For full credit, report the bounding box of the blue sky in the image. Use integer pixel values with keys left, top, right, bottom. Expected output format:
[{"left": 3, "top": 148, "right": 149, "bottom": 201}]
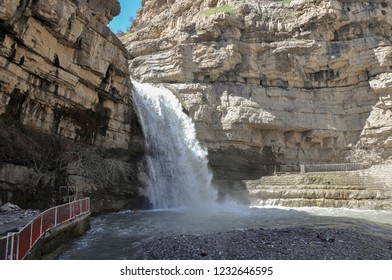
[{"left": 108, "top": 0, "right": 141, "bottom": 33}]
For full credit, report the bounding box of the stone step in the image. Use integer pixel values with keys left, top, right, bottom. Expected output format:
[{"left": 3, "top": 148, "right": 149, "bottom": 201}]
[
  {"left": 248, "top": 188, "right": 392, "bottom": 200},
  {"left": 216, "top": 172, "right": 391, "bottom": 210},
  {"left": 251, "top": 184, "right": 368, "bottom": 190},
  {"left": 222, "top": 186, "right": 392, "bottom": 209},
  {"left": 250, "top": 197, "right": 392, "bottom": 210},
  {"left": 256, "top": 173, "right": 383, "bottom": 188}
]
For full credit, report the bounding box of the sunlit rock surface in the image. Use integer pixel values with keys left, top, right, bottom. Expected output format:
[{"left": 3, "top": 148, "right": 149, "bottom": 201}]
[
  {"left": 0, "top": 0, "right": 134, "bottom": 149},
  {"left": 0, "top": 0, "right": 145, "bottom": 212},
  {"left": 125, "top": 0, "right": 392, "bottom": 180}
]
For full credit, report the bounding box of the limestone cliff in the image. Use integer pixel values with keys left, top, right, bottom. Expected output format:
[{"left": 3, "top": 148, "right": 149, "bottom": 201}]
[
  {"left": 0, "top": 0, "right": 145, "bottom": 212},
  {"left": 1, "top": 0, "right": 132, "bottom": 147},
  {"left": 125, "top": 0, "right": 392, "bottom": 180}
]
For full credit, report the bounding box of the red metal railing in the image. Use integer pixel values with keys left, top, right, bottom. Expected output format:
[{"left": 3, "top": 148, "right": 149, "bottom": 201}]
[{"left": 0, "top": 197, "right": 90, "bottom": 260}]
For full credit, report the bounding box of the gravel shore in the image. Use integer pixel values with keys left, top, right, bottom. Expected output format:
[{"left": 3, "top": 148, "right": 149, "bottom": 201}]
[
  {"left": 0, "top": 209, "right": 40, "bottom": 236},
  {"left": 141, "top": 227, "right": 392, "bottom": 260}
]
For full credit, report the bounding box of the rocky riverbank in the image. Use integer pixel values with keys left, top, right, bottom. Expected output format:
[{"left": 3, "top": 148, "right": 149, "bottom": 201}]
[
  {"left": 0, "top": 209, "right": 39, "bottom": 226},
  {"left": 0, "top": 203, "right": 40, "bottom": 235},
  {"left": 141, "top": 227, "right": 392, "bottom": 260}
]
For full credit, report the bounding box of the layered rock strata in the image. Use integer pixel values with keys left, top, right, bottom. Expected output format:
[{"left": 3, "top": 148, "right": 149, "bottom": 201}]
[
  {"left": 0, "top": 0, "right": 145, "bottom": 212},
  {"left": 0, "top": 0, "right": 133, "bottom": 148},
  {"left": 216, "top": 171, "right": 392, "bottom": 210},
  {"left": 125, "top": 0, "right": 392, "bottom": 180}
]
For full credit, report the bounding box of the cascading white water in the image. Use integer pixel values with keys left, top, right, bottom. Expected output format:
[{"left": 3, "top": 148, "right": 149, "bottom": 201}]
[{"left": 131, "top": 81, "right": 218, "bottom": 209}]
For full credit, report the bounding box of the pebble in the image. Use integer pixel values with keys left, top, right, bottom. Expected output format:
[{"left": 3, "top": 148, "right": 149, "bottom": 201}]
[
  {"left": 0, "top": 209, "right": 40, "bottom": 225},
  {"left": 141, "top": 227, "right": 392, "bottom": 260}
]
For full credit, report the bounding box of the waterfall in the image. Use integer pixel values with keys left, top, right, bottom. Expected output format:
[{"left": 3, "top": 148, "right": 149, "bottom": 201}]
[{"left": 131, "top": 81, "right": 217, "bottom": 209}]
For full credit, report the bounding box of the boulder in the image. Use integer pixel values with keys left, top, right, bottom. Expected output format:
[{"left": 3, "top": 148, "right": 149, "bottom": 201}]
[{"left": 0, "top": 202, "right": 21, "bottom": 212}]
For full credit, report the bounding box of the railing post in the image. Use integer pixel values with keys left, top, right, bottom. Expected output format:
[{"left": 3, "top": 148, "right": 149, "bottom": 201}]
[
  {"left": 40, "top": 215, "right": 43, "bottom": 235},
  {"left": 11, "top": 234, "right": 20, "bottom": 260},
  {"left": 55, "top": 207, "right": 58, "bottom": 226},
  {"left": 30, "top": 224, "right": 33, "bottom": 248},
  {"left": 5, "top": 235, "right": 10, "bottom": 260},
  {"left": 16, "top": 234, "right": 20, "bottom": 260},
  {"left": 10, "top": 235, "right": 14, "bottom": 260}
]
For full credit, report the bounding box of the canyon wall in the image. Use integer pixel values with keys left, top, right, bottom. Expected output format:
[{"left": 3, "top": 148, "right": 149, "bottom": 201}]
[
  {"left": 0, "top": 0, "right": 133, "bottom": 147},
  {"left": 2, "top": 0, "right": 390, "bottom": 211},
  {"left": 125, "top": 0, "right": 392, "bottom": 180},
  {"left": 0, "top": 0, "right": 145, "bottom": 212}
]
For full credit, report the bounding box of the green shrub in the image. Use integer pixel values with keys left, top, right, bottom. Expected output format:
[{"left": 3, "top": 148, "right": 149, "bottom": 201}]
[{"left": 202, "top": 5, "right": 238, "bottom": 17}]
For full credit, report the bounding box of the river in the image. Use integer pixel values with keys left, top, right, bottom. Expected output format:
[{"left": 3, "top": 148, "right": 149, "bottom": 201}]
[{"left": 58, "top": 205, "right": 392, "bottom": 260}]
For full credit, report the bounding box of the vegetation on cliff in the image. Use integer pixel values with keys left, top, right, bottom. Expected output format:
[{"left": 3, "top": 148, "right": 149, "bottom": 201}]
[{"left": 202, "top": 5, "right": 238, "bottom": 17}]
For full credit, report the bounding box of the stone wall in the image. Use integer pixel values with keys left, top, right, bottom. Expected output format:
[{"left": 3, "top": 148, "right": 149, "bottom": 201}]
[{"left": 125, "top": 0, "right": 392, "bottom": 180}]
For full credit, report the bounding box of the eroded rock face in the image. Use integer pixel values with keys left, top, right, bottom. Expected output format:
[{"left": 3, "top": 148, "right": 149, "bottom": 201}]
[
  {"left": 0, "top": 0, "right": 133, "bottom": 148},
  {"left": 125, "top": 0, "right": 392, "bottom": 179},
  {"left": 0, "top": 0, "right": 146, "bottom": 212}
]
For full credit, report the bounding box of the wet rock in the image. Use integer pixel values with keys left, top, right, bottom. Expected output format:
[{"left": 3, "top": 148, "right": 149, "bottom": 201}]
[
  {"left": 316, "top": 232, "right": 335, "bottom": 243},
  {"left": 0, "top": 203, "right": 21, "bottom": 212}
]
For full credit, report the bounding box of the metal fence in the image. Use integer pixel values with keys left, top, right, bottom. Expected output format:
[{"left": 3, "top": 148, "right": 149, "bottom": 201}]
[
  {"left": 276, "top": 163, "right": 365, "bottom": 174},
  {"left": 278, "top": 165, "right": 301, "bottom": 173},
  {"left": 302, "top": 163, "right": 365, "bottom": 173},
  {"left": 0, "top": 197, "right": 90, "bottom": 260}
]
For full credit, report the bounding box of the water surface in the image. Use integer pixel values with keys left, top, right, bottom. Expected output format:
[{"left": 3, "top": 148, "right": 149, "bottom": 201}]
[{"left": 59, "top": 206, "right": 392, "bottom": 260}]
